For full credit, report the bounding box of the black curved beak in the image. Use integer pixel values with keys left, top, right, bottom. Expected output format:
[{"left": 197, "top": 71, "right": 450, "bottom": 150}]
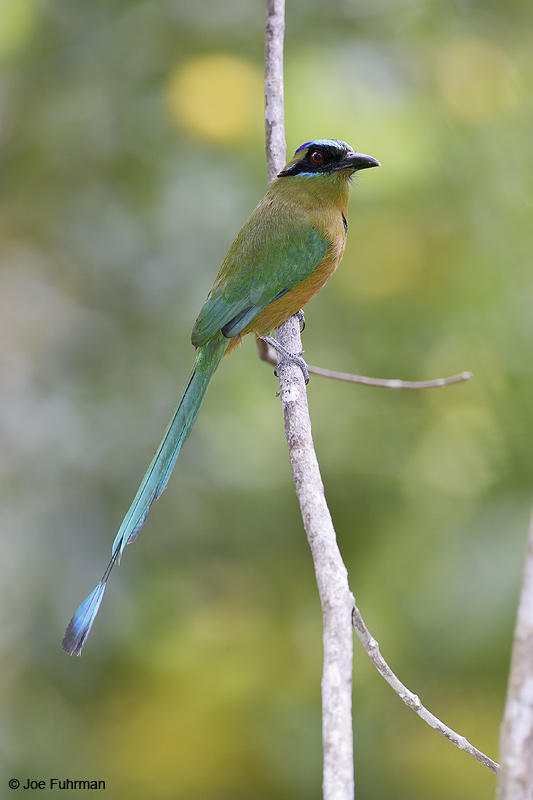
[{"left": 336, "top": 152, "right": 381, "bottom": 172}]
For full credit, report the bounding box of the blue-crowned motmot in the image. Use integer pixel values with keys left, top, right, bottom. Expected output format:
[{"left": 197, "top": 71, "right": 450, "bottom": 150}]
[{"left": 62, "top": 139, "right": 380, "bottom": 655}]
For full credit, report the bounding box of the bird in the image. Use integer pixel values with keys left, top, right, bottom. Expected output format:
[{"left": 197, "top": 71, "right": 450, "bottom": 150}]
[{"left": 61, "top": 139, "right": 380, "bottom": 655}]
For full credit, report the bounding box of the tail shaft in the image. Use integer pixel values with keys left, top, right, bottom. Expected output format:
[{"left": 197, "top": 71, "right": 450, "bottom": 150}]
[{"left": 61, "top": 333, "right": 228, "bottom": 655}]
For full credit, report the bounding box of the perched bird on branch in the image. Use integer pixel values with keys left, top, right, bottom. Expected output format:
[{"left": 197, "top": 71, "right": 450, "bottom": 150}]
[{"left": 62, "top": 139, "right": 380, "bottom": 655}]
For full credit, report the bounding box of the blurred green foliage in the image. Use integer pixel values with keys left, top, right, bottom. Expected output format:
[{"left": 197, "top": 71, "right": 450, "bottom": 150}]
[{"left": 1, "top": 0, "right": 532, "bottom": 797}]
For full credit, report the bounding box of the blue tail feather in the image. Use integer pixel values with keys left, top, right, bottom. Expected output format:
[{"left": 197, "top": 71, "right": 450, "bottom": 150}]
[
  {"left": 61, "top": 575, "right": 109, "bottom": 656},
  {"left": 62, "top": 334, "right": 228, "bottom": 655}
]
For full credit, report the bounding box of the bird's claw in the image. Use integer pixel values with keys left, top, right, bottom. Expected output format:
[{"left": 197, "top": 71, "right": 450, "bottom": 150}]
[
  {"left": 260, "top": 335, "right": 309, "bottom": 385},
  {"left": 274, "top": 353, "right": 309, "bottom": 385},
  {"left": 296, "top": 309, "right": 306, "bottom": 332}
]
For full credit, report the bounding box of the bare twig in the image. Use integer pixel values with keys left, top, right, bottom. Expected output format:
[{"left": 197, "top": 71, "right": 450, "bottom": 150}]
[
  {"left": 497, "top": 507, "right": 533, "bottom": 799},
  {"left": 256, "top": 340, "right": 472, "bottom": 389},
  {"left": 304, "top": 365, "right": 473, "bottom": 390},
  {"left": 352, "top": 600, "right": 500, "bottom": 774},
  {"left": 259, "top": 316, "right": 494, "bottom": 780}
]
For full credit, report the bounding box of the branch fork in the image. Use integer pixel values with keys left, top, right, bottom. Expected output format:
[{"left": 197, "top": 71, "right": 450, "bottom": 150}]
[{"left": 264, "top": 1, "right": 503, "bottom": 796}]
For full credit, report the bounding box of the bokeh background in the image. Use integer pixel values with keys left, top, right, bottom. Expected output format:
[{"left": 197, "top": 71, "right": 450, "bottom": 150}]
[{"left": 1, "top": 0, "right": 532, "bottom": 798}]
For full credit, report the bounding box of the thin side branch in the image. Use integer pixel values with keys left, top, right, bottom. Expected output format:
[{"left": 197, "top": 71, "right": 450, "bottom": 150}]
[
  {"left": 352, "top": 600, "right": 500, "bottom": 774},
  {"left": 256, "top": 339, "right": 472, "bottom": 390},
  {"left": 306, "top": 365, "right": 473, "bottom": 390},
  {"left": 497, "top": 507, "right": 533, "bottom": 799}
]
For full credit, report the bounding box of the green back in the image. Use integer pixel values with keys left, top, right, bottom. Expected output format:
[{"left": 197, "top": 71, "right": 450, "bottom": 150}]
[{"left": 191, "top": 199, "right": 328, "bottom": 346}]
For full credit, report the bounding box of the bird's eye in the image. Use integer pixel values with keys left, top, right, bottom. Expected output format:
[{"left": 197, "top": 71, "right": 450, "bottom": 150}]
[{"left": 311, "top": 151, "right": 323, "bottom": 164}]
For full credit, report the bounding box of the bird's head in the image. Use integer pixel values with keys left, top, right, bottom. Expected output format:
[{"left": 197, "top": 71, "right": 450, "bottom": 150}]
[{"left": 279, "top": 139, "right": 380, "bottom": 181}]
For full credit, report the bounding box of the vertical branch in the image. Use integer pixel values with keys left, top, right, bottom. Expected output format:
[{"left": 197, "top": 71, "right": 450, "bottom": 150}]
[
  {"left": 265, "top": 8, "right": 355, "bottom": 797},
  {"left": 265, "top": 0, "right": 287, "bottom": 183},
  {"left": 498, "top": 509, "right": 533, "bottom": 799}
]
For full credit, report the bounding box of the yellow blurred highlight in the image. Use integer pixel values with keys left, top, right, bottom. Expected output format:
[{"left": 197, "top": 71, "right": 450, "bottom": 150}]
[
  {"left": 0, "top": 0, "right": 37, "bottom": 59},
  {"left": 436, "top": 37, "right": 518, "bottom": 121},
  {"left": 166, "top": 53, "right": 264, "bottom": 144},
  {"left": 338, "top": 211, "right": 424, "bottom": 299}
]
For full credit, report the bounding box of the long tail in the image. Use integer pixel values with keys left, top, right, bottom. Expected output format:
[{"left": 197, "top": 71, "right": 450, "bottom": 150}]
[{"left": 62, "top": 332, "right": 228, "bottom": 655}]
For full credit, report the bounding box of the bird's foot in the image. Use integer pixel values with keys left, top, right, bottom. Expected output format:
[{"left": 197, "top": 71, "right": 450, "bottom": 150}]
[
  {"left": 296, "top": 309, "right": 306, "bottom": 332},
  {"left": 260, "top": 335, "right": 309, "bottom": 385}
]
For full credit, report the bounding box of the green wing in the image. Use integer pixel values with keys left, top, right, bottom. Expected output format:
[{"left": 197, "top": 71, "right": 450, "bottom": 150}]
[{"left": 191, "top": 203, "right": 328, "bottom": 347}]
